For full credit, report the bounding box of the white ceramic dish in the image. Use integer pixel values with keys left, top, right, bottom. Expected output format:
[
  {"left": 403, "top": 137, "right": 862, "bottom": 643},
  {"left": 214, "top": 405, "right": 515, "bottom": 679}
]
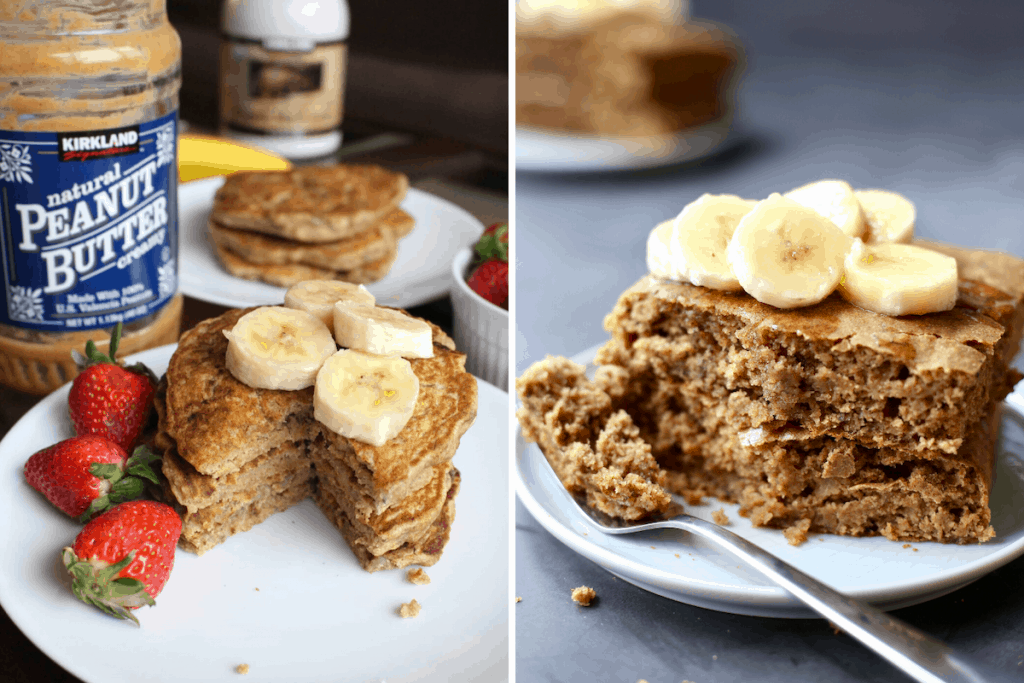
[
  {"left": 515, "top": 344, "right": 1024, "bottom": 619},
  {"left": 515, "top": 116, "right": 732, "bottom": 173},
  {"left": 0, "top": 345, "right": 509, "bottom": 683},
  {"left": 177, "top": 176, "right": 485, "bottom": 309},
  {"left": 450, "top": 248, "right": 509, "bottom": 391}
]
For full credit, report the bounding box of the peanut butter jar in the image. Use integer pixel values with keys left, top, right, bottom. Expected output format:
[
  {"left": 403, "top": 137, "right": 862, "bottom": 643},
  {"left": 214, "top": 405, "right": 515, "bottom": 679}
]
[{"left": 0, "top": 0, "right": 183, "bottom": 394}]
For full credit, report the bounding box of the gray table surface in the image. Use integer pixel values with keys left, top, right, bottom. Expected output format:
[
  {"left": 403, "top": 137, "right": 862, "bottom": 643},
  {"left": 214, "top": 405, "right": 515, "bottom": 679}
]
[{"left": 514, "top": 1, "right": 1024, "bottom": 681}]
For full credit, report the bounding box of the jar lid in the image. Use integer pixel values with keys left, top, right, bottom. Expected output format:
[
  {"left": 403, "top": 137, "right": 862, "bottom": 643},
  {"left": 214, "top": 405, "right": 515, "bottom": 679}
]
[{"left": 222, "top": 0, "right": 350, "bottom": 44}]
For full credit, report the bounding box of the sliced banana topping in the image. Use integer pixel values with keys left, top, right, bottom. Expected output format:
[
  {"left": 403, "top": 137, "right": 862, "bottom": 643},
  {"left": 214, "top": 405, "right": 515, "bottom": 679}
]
[
  {"left": 727, "top": 193, "right": 851, "bottom": 309},
  {"left": 839, "top": 240, "right": 957, "bottom": 316},
  {"left": 284, "top": 280, "right": 376, "bottom": 328},
  {"left": 333, "top": 304, "right": 434, "bottom": 359},
  {"left": 223, "top": 306, "right": 337, "bottom": 390},
  {"left": 646, "top": 220, "right": 675, "bottom": 279},
  {"left": 855, "top": 189, "right": 915, "bottom": 244},
  {"left": 314, "top": 349, "right": 420, "bottom": 446},
  {"left": 784, "top": 179, "right": 866, "bottom": 239},
  {"left": 669, "top": 193, "right": 757, "bottom": 291}
]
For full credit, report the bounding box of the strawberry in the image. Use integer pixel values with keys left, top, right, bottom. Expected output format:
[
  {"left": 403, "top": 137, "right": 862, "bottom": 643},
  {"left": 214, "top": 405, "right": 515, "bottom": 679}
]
[
  {"left": 466, "top": 259, "right": 509, "bottom": 309},
  {"left": 472, "top": 222, "right": 508, "bottom": 268},
  {"left": 69, "top": 322, "right": 158, "bottom": 452},
  {"left": 24, "top": 436, "right": 163, "bottom": 522},
  {"left": 62, "top": 500, "right": 181, "bottom": 625}
]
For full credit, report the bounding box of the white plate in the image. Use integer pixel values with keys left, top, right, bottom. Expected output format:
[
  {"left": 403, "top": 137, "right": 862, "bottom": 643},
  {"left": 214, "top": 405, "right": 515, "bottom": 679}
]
[
  {"left": 515, "top": 116, "right": 732, "bottom": 173},
  {"left": 177, "top": 176, "right": 485, "bottom": 309},
  {"left": 515, "top": 344, "right": 1024, "bottom": 619},
  {"left": 0, "top": 345, "right": 509, "bottom": 683}
]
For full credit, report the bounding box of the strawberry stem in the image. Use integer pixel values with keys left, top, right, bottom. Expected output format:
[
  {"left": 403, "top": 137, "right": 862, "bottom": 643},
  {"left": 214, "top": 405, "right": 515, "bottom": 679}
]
[
  {"left": 73, "top": 321, "right": 158, "bottom": 384},
  {"left": 473, "top": 224, "right": 508, "bottom": 265},
  {"left": 77, "top": 446, "right": 163, "bottom": 523},
  {"left": 62, "top": 547, "right": 154, "bottom": 626}
]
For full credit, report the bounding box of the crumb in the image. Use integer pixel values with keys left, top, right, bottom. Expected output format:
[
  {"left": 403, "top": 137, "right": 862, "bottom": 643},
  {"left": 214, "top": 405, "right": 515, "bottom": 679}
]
[
  {"left": 637, "top": 680, "right": 649, "bottom": 683},
  {"left": 516, "top": 596, "right": 522, "bottom": 603},
  {"left": 683, "top": 491, "right": 703, "bottom": 506},
  {"left": 399, "top": 599, "right": 421, "bottom": 618},
  {"left": 829, "top": 620, "right": 844, "bottom": 635},
  {"left": 712, "top": 509, "right": 729, "bottom": 526},
  {"left": 913, "top": 548, "right": 918, "bottom": 552},
  {"left": 254, "top": 587, "right": 259, "bottom": 591},
  {"left": 571, "top": 586, "right": 597, "bottom": 606},
  {"left": 902, "top": 544, "right": 911, "bottom": 548},
  {"left": 650, "top": 545, "right": 656, "bottom": 549},
  {"left": 674, "top": 553, "right": 680, "bottom": 558},
  {"left": 235, "top": 664, "right": 249, "bottom": 674},
  {"left": 406, "top": 568, "right": 431, "bottom": 585},
  {"left": 784, "top": 519, "right": 812, "bottom": 546},
  {"left": 713, "top": 655, "right": 718, "bottom": 660}
]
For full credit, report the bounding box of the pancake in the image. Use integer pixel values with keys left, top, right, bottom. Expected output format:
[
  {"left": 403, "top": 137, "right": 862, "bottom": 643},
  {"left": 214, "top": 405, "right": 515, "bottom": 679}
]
[
  {"left": 211, "top": 165, "right": 409, "bottom": 243},
  {"left": 208, "top": 208, "right": 415, "bottom": 271},
  {"left": 154, "top": 306, "right": 477, "bottom": 569},
  {"left": 214, "top": 242, "right": 399, "bottom": 287}
]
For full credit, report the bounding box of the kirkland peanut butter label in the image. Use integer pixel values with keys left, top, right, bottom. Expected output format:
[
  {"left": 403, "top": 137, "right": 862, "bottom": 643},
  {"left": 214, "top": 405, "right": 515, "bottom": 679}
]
[{"left": 0, "top": 111, "right": 178, "bottom": 332}]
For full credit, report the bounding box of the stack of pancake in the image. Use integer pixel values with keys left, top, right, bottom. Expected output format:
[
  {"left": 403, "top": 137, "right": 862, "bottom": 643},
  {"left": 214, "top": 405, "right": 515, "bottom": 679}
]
[
  {"left": 209, "top": 165, "right": 414, "bottom": 287},
  {"left": 152, "top": 307, "right": 478, "bottom": 571}
]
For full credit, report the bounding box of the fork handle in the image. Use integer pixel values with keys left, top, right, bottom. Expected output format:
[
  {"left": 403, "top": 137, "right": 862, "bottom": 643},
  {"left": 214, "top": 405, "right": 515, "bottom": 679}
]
[{"left": 673, "top": 517, "right": 1004, "bottom": 683}]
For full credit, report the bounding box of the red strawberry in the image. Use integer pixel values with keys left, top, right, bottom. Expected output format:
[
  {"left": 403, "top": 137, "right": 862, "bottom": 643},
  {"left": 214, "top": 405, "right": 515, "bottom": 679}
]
[
  {"left": 24, "top": 436, "right": 163, "bottom": 522},
  {"left": 69, "top": 322, "right": 157, "bottom": 452},
  {"left": 62, "top": 500, "right": 181, "bottom": 625},
  {"left": 466, "top": 259, "right": 509, "bottom": 309}
]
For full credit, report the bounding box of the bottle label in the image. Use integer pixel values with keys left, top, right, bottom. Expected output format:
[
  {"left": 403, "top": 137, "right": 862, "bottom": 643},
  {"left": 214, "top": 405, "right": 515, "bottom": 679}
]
[
  {"left": 220, "top": 40, "right": 346, "bottom": 136},
  {"left": 0, "top": 111, "right": 178, "bottom": 332}
]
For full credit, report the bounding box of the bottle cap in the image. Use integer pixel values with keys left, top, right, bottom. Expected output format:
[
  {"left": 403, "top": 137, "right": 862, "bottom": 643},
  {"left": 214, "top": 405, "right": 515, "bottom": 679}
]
[{"left": 222, "top": 0, "right": 350, "bottom": 44}]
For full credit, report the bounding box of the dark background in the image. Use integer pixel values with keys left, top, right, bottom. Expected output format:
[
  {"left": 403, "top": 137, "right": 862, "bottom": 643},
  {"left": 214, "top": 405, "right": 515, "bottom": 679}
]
[{"left": 169, "top": 0, "right": 508, "bottom": 159}]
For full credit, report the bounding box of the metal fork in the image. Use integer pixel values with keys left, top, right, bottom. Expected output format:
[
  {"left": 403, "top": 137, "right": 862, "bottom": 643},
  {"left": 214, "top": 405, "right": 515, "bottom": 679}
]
[{"left": 560, "top": 491, "right": 1007, "bottom": 683}]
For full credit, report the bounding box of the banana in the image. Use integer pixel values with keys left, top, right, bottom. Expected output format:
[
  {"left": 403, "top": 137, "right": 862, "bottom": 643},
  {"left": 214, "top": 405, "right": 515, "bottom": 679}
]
[
  {"left": 313, "top": 349, "right": 420, "bottom": 446},
  {"left": 646, "top": 220, "right": 675, "bottom": 279},
  {"left": 838, "top": 239, "right": 957, "bottom": 316},
  {"left": 854, "top": 189, "right": 915, "bottom": 244},
  {"left": 333, "top": 304, "right": 434, "bottom": 359},
  {"left": 784, "top": 179, "right": 866, "bottom": 239},
  {"left": 223, "top": 306, "right": 337, "bottom": 390},
  {"left": 283, "top": 280, "right": 376, "bottom": 328},
  {"left": 669, "top": 193, "right": 757, "bottom": 291},
  {"left": 727, "top": 193, "right": 851, "bottom": 309}
]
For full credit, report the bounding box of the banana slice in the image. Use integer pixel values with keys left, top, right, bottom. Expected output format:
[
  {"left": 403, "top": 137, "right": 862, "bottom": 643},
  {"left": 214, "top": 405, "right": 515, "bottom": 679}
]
[
  {"left": 669, "top": 193, "right": 757, "bottom": 291},
  {"left": 839, "top": 240, "right": 957, "bottom": 316},
  {"left": 646, "top": 220, "right": 675, "bottom": 279},
  {"left": 284, "top": 280, "right": 376, "bottom": 328},
  {"left": 223, "top": 306, "right": 337, "bottom": 390},
  {"left": 727, "top": 193, "right": 851, "bottom": 309},
  {"left": 314, "top": 349, "right": 420, "bottom": 446},
  {"left": 333, "top": 304, "right": 434, "bottom": 359},
  {"left": 855, "top": 189, "right": 915, "bottom": 244},
  {"left": 784, "top": 179, "right": 866, "bottom": 239}
]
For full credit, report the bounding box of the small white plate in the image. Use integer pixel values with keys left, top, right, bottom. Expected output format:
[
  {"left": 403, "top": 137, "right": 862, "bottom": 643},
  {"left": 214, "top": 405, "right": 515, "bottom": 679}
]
[
  {"left": 177, "top": 176, "right": 485, "bottom": 309},
  {"left": 515, "top": 344, "right": 1024, "bottom": 618},
  {"left": 0, "top": 345, "right": 509, "bottom": 683},
  {"left": 515, "top": 116, "right": 732, "bottom": 173}
]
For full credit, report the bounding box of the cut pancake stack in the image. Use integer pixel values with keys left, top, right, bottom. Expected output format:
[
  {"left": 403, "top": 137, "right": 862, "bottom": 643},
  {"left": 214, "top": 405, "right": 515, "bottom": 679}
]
[
  {"left": 518, "top": 182, "right": 1024, "bottom": 545},
  {"left": 210, "top": 165, "right": 413, "bottom": 287},
  {"left": 152, "top": 292, "right": 477, "bottom": 571}
]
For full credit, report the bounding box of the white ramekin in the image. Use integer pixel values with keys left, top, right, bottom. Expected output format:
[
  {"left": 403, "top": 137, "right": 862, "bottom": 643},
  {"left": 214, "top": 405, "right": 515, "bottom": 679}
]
[{"left": 450, "top": 248, "right": 509, "bottom": 390}]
